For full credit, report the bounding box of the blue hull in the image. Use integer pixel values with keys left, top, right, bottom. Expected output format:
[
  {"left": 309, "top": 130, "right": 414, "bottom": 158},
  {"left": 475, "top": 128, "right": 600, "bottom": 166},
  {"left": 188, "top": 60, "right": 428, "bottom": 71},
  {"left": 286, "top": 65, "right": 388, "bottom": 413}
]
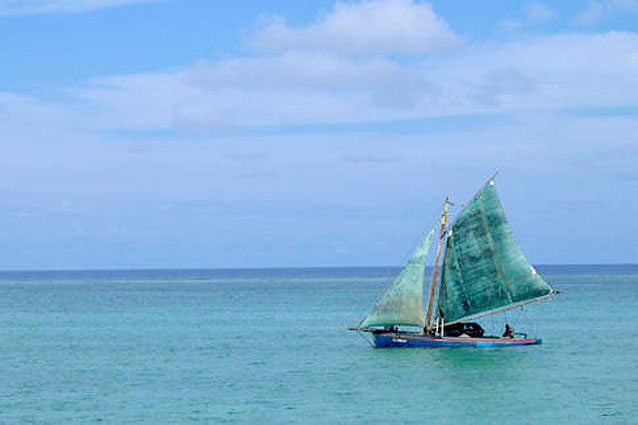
[{"left": 373, "top": 332, "right": 542, "bottom": 348}]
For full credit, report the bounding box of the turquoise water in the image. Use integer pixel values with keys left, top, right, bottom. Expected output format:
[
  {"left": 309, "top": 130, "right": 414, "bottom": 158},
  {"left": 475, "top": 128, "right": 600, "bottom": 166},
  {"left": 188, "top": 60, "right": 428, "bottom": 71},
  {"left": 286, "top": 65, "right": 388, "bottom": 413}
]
[{"left": 1, "top": 265, "right": 636, "bottom": 424}]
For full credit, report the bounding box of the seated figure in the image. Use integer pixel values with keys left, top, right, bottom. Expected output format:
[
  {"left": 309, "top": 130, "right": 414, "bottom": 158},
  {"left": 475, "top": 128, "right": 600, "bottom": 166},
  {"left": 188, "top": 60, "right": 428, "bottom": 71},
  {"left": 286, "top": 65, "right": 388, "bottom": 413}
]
[{"left": 502, "top": 324, "right": 514, "bottom": 338}]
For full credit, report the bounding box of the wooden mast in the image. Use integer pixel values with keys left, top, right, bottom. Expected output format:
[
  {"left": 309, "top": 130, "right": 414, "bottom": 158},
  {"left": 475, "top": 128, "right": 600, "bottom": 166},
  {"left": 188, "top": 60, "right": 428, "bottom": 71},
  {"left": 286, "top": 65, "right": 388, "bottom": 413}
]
[{"left": 425, "top": 197, "right": 449, "bottom": 333}]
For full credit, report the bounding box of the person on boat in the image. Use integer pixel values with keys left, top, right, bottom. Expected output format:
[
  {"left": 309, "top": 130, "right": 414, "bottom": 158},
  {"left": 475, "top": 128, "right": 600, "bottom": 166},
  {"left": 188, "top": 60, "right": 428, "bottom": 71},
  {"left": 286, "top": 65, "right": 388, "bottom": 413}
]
[{"left": 502, "top": 324, "right": 514, "bottom": 338}]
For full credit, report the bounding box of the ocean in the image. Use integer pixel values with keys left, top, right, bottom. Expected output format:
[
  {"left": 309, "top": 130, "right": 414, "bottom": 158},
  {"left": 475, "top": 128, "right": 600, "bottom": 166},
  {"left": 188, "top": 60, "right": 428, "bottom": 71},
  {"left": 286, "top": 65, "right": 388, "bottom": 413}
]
[{"left": 0, "top": 265, "right": 636, "bottom": 424}]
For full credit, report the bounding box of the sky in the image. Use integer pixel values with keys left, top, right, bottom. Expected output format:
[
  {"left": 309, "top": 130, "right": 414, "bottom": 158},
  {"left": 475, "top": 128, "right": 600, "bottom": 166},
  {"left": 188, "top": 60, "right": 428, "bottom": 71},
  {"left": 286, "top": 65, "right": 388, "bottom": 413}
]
[{"left": 1, "top": 0, "right": 637, "bottom": 270}]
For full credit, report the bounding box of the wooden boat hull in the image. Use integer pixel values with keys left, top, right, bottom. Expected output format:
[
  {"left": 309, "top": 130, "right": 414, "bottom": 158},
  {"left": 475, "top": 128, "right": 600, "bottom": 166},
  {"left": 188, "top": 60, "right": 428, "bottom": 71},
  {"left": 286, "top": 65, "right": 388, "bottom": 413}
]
[{"left": 373, "top": 332, "right": 542, "bottom": 348}]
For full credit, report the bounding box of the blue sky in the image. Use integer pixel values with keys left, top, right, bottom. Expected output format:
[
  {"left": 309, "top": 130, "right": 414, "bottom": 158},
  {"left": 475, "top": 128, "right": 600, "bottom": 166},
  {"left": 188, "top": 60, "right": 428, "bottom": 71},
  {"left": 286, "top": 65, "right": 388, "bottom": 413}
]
[{"left": 1, "top": 0, "right": 638, "bottom": 269}]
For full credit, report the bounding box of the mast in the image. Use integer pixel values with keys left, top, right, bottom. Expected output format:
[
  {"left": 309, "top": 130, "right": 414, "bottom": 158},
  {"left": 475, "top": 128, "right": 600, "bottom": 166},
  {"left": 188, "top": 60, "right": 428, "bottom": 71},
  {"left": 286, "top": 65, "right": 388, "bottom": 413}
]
[{"left": 425, "top": 197, "right": 449, "bottom": 333}]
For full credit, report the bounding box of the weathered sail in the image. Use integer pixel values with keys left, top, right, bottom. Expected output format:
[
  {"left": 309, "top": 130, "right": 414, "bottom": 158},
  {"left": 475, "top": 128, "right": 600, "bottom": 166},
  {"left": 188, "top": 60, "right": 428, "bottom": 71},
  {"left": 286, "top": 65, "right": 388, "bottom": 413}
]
[
  {"left": 361, "top": 228, "right": 435, "bottom": 328},
  {"left": 437, "top": 180, "right": 554, "bottom": 324}
]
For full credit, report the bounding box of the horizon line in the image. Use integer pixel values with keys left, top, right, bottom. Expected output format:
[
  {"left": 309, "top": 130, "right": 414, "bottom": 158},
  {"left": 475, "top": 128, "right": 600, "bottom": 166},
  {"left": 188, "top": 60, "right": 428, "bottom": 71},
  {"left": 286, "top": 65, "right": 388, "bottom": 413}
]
[{"left": 0, "top": 263, "right": 637, "bottom": 273}]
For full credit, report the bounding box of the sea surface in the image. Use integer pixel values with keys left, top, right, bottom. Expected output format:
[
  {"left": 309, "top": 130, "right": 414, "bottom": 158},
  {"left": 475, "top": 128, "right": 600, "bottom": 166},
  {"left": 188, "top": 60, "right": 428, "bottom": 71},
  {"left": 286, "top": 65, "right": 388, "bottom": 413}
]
[{"left": 0, "top": 265, "right": 636, "bottom": 424}]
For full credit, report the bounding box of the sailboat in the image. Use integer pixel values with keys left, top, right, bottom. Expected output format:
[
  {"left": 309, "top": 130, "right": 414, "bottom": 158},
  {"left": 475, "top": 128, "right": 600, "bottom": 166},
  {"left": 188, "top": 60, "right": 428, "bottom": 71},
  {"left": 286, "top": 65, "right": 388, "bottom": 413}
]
[{"left": 349, "top": 175, "right": 557, "bottom": 348}]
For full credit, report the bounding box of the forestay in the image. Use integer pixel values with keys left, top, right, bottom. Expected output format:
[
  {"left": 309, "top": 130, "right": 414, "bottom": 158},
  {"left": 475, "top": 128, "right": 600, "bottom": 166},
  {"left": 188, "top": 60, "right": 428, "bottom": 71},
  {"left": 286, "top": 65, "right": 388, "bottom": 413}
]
[
  {"left": 361, "top": 228, "right": 435, "bottom": 328},
  {"left": 437, "top": 181, "right": 554, "bottom": 324}
]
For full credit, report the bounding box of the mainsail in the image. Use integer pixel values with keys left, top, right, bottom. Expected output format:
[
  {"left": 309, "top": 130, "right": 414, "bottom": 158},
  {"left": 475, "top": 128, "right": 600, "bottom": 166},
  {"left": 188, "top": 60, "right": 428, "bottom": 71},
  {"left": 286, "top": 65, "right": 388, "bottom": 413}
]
[
  {"left": 360, "top": 228, "right": 435, "bottom": 328},
  {"left": 437, "top": 180, "right": 554, "bottom": 325}
]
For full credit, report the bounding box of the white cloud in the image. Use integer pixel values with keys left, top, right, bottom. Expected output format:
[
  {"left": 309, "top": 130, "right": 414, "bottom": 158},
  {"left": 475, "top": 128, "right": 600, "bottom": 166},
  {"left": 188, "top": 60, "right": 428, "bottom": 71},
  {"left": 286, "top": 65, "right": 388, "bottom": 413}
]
[
  {"left": 248, "top": 0, "right": 461, "bottom": 55},
  {"left": 0, "top": 0, "right": 157, "bottom": 16},
  {"left": 435, "top": 32, "right": 638, "bottom": 111},
  {"left": 65, "top": 31, "right": 638, "bottom": 130},
  {"left": 525, "top": 3, "right": 556, "bottom": 22},
  {"left": 76, "top": 52, "right": 442, "bottom": 128},
  {"left": 0, "top": 91, "right": 89, "bottom": 141},
  {"left": 3, "top": 1, "right": 638, "bottom": 131},
  {"left": 471, "top": 68, "right": 536, "bottom": 106},
  {"left": 76, "top": 72, "right": 184, "bottom": 130}
]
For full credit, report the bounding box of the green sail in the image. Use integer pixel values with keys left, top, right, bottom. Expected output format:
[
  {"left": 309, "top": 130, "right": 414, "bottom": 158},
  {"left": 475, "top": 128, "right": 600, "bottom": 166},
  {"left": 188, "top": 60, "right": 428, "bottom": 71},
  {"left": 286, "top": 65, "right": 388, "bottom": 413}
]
[
  {"left": 361, "top": 228, "right": 435, "bottom": 328},
  {"left": 437, "top": 180, "right": 553, "bottom": 324}
]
